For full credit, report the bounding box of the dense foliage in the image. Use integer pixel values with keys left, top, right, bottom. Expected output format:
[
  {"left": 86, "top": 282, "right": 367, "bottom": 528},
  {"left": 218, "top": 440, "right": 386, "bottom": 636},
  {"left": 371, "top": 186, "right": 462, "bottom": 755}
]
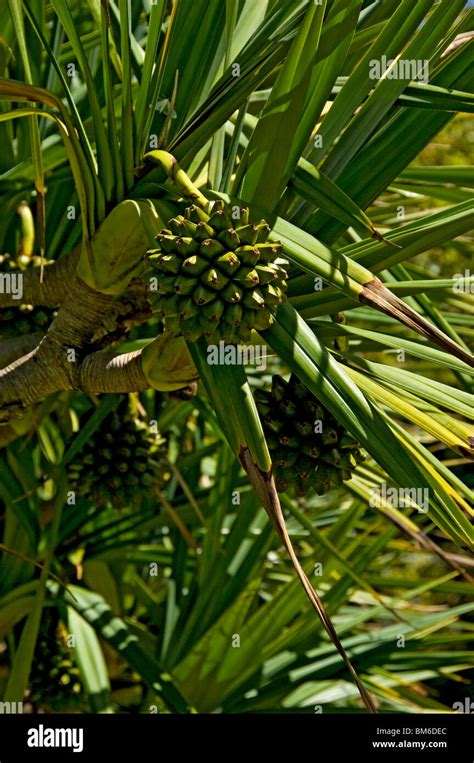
[{"left": 0, "top": 0, "right": 472, "bottom": 714}]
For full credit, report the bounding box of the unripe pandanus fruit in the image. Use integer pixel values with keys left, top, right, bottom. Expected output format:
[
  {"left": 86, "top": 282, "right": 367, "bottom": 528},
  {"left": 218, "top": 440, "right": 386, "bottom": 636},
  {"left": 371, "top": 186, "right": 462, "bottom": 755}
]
[
  {"left": 255, "top": 374, "right": 366, "bottom": 496},
  {"left": 148, "top": 200, "right": 288, "bottom": 343},
  {"left": 67, "top": 397, "right": 166, "bottom": 508},
  {"left": 29, "top": 615, "right": 83, "bottom": 711}
]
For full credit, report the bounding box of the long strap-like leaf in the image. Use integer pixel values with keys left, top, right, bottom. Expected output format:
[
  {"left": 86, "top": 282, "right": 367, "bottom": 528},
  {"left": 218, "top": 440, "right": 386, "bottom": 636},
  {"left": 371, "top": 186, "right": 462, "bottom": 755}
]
[
  {"left": 241, "top": 448, "right": 377, "bottom": 713},
  {"left": 188, "top": 339, "right": 377, "bottom": 713}
]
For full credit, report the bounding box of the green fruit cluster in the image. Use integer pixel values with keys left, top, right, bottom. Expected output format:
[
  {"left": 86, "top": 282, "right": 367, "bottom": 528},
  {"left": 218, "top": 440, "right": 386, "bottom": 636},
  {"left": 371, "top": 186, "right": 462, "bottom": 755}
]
[
  {"left": 148, "top": 200, "right": 288, "bottom": 343},
  {"left": 255, "top": 374, "right": 366, "bottom": 496},
  {"left": 29, "top": 618, "right": 83, "bottom": 711},
  {"left": 68, "top": 398, "right": 166, "bottom": 509}
]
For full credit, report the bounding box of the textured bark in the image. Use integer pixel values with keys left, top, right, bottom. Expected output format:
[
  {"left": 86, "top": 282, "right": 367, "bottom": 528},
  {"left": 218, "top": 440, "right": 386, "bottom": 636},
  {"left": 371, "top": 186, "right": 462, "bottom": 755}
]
[
  {"left": 0, "top": 343, "right": 151, "bottom": 421},
  {"left": 80, "top": 349, "right": 148, "bottom": 393},
  {"left": 0, "top": 248, "right": 80, "bottom": 308},
  {"left": 0, "top": 244, "right": 188, "bottom": 422},
  {"left": 45, "top": 276, "right": 115, "bottom": 350},
  {"left": 0, "top": 277, "right": 115, "bottom": 420},
  {"left": 0, "top": 333, "right": 43, "bottom": 369}
]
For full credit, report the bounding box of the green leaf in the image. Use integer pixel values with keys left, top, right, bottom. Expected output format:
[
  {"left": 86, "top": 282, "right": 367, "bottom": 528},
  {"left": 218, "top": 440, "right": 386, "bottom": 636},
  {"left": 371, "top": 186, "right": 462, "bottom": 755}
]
[
  {"left": 55, "top": 584, "right": 190, "bottom": 712},
  {"left": 188, "top": 337, "right": 376, "bottom": 711},
  {"left": 309, "top": 320, "right": 473, "bottom": 375},
  {"left": 50, "top": 0, "right": 113, "bottom": 208},
  {"left": 291, "top": 158, "right": 381, "bottom": 239},
  {"left": 237, "top": 0, "right": 327, "bottom": 209},
  {"left": 67, "top": 606, "right": 113, "bottom": 712},
  {"left": 265, "top": 303, "right": 473, "bottom": 547},
  {"left": 3, "top": 478, "right": 66, "bottom": 703},
  {"left": 188, "top": 338, "right": 270, "bottom": 472},
  {"left": 118, "top": 0, "right": 135, "bottom": 193},
  {"left": 172, "top": 579, "right": 261, "bottom": 710}
]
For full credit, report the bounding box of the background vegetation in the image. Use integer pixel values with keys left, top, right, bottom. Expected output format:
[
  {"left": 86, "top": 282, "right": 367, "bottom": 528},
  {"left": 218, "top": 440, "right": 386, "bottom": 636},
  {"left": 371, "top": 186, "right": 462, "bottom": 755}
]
[{"left": 0, "top": 0, "right": 472, "bottom": 714}]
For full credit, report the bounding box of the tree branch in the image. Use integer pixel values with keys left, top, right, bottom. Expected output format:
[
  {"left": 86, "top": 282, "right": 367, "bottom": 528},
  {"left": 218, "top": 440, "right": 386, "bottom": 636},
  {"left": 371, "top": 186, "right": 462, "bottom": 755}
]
[
  {"left": 0, "top": 248, "right": 80, "bottom": 308},
  {"left": 0, "top": 202, "right": 196, "bottom": 421},
  {"left": 0, "top": 333, "right": 43, "bottom": 370},
  {"left": 0, "top": 277, "right": 115, "bottom": 420},
  {"left": 80, "top": 348, "right": 148, "bottom": 393}
]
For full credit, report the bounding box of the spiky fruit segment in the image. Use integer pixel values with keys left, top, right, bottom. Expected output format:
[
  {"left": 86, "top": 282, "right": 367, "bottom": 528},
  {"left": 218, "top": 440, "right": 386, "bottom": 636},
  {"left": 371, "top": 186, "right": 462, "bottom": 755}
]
[
  {"left": 256, "top": 375, "right": 366, "bottom": 496},
  {"left": 0, "top": 252, "right": 57, "bottom": 338},
  {"left": 148, "top": 201, "right": 288, "bottom": 343},
  {"left": 68, "top": 398, "right": 166, "bottom": 509},
  {"left": 29, "top": 614, "right": 83, "bottom": 711}
]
